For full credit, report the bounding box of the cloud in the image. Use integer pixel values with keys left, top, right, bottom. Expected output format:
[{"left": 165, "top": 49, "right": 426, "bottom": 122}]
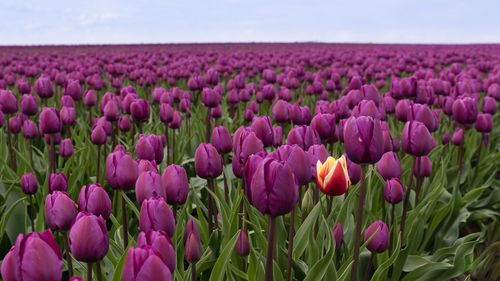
[{"left": 77, "top": 12, "right": 120, "bottom": 27}]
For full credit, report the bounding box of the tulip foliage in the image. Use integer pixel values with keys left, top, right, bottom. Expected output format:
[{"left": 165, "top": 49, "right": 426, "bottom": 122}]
[{"left": 0, "top": 44, "right": 498, "bottom": 281}]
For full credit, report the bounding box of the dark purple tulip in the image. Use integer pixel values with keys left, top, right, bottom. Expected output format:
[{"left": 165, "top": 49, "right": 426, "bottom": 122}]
[
  {"left": 131, "top": 99, "right": 151, "bottom": 122},
  {"left": 211, "top": 126, "right": 232, "bottom": 154},
  {"left": 65, "top": 80, "right": 82, "bottom": 100},
  {"left": 377, "top": 152, "right": 402, "bottom": 180},
  {"left": 139, "top": 196, "right": 176, "bottom": 237},
  {"left": 21, "top": 119, "right": 38, "bottom": 139},
  {"left": 310, "top": 113, "right": 336, "bottom": 141},
  {"left": 21, "top": 172, "right": 38, "bottom": 195},
  {"left": 441, "top": 132, "right": 450, "bottom": 145},
  {"left": 45, "top": 191, "right": 78, "bottom": 231},
  {"left": 364, "top": 220, "right": 390, "bottom": 253},
  {"left": 482, "top": 96, "right": 496, "bottom": 115},
  {"left": 343, "top": 116, "right": 384, "bottom": 164},
  {"left": 244, "top": 108, "right": 254, "bottom": 122},
  {"left": 353, "top": 100, "right": 385, "bottom": 120},
  {"left": 61, "top": 96, "right": 75, "bottom": 108},
  {"left": 452, "top": 97, "right": 478, "bottom": 125},
  {"left": 69, "top": 276, "right": 84, "bottom": 281},
  {"left": 60, "top": 106, "right": 76, "bottom": 126},
  {"left": 39, "top": 107, "right": 61, "bottom": 134},
  {"left": 395, "top": 99, "right": 411, "bottom": 122},
  {"left": 94, "top": 117, "right": 112, "bottom": 135},
  {"left": 69, "top": 212, "right": 109, "bottom": 262},
  {"left": 20, "top": 94, "right": 38, "bottom": 116},
  {"left": 168, "top": 111, "right": 182, "bottom": 129},
  {"left": 249, "top": 157, "right": 298, "bottom": 217},
  {"left": 410, "top": 104, "right": 438, "bottom": 132},
  {"left": 91, "top": 125, "right": 107, "bottom": 145},
  {"left": 201, "top": 87, "right": 221, "bottom": 108},
  {"left": 1, "top": 231, "right": 62, "bottom": 281},
  {"left": 232, "top": 127, "right": 265, "bottom": 177},
  {"left": 105, "top": 148, "right": 139, "bottom": 190},
  {"left": 136, "top": 134, "right": 164, "bottom": 165},
  {"left": 401, "top": 121, "right": 436, "bottom": 156},
  {"left": 332, "top": 224, "right": 344, "bottom": 250},
  {"left": 58, "top": 138, "right": 74, "bottom": 158},
  {"left": 413, "top": 156, "right": 432, "bottom": 178},
  {"left": 136, "top": 171, "right": 165, "bottom": 205},
  {"left": 307, "top": 144, "right": 328, "bottom": 177},
  {"left": 272, "top": 100, "right": 290, "bottom": 123},
  {"left": 17, "top": 79, "right": 31, "bottom": 95},
  {"left": 119, "top": 115, "right": 132, "bottom": 132},
  {"left": 194, "top": 143, "right": 223, "bottom": 179},
  {"left": 384, "top": 178, "right": 404, "bottom": 204},
  {"left": 0, "top": 90, "right": 18, "bottom": 114},
  {"left": 83, "top": 90, "right": 97, "bottom": 107},
  {"left": 137, "top": 230, "right": 176, "bottom": 273},
  {"left": 251, "top": 116, "right": 274, "bottom": 147},
  {"left": 103, "top": 98, "right": 120, "bottom": 122},
  {"left": 77, "top": 184, "right": 112, "bottom": 219},
  {"left": 212, "top": 106, "right": 223, "bottom": 119},
  {"left": 160, "top": 103, "right": 174, "bottom": 124},
  {"left": 287, "top": 125, "right": 321, "bottom": 150},
  {"left": 346, "top": 157, "right": 362, "bottom": 185},
  {"left": 49, "top": 173, "right": 68, "bottom": 193},
  {"left": 475, "top": 113, "right": 493, "bottom": 133},
  {"left": 185, "top": 231, "right": 201, "bottom": 264},
  {"left": 35, "top": 76, "right": 54, "bottom": 98},
  {"left": 270, "top": 145, "right": 312, "bottom": 185},
  {"left": 235, "top": 229, "right": 250, "bottom": 256},
  {"left": 161, "top": 164, "right": 189, "bottom": 205},
  {"left": 122, "top": 247, "right": 172, "bottom": 281},
  {"left": 8, "top": 114, "right": 22, "bottom": 134},
  {"left": 243, "top": 152, "right": 267, "bottom": 199},
  {"left": 137, "top": 160, "right": 158, "bottom": 174},
  {"left": 451, "top": 128, "right": 464, "bottom": 146},
  {"left": 273, "top": 126, "right": 283, "bottom": 147}
]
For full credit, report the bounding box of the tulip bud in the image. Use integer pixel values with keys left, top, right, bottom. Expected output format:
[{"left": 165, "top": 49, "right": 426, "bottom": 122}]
[
  {"left": 168, "top": 111, "right": 182, "bottom": 129},
  {"left": 70, "top": 276, "right": 84, "bottom": 281},
  {"left": 39, "top": 107, "right": 61, "bottom": 134},
  {"left": 137, "top": 159, "right": 158, "bottom": 174},
  {"left": 77, "top": 184, "right": 112, "bottom": 219},
  {"left": 251, "top": 116, "right": 274, "bottom": 147},
  {"left": 91, "top": 125, "right": 107, "bottom": 145},
  {"left": 103, "top": 98, "right": 120, "bottom": 122},
  {"left": 105, "top": 149, "right": 139, "bottom": 190},
  {"left": 211, "top": 126, "right": 232, "bottom": 154},
  {"left": 201, "top": 87, "right": 221, "bottom": 108},
  {"left": 65, "top": 80, "right": 82, "bottom": 100},
  {"left": 137, "top": 230, "right": 176, "bottom": 273},
  {"left": 185, "top": 232, "right": 201, "bottom": 264},
  {"left": 20, "top": 172, "right": 38, "bottom": 195},
  {"left": 332, "top": 224, "right": 344, "bottom": 250},
  {"left": 482, "top": 96, "right": 496, "bottom": 115},
  {"left": 160, "top": 103, "right": 174, "bottom": 124},
  {"left": 0, "top": 90, "right": 18, "bottom": 114},
  {"left": 384, "top": 178, "right": 404, "bottom": 204},
  {"left": 136, "top": 134, "right": 164, "bottom": 164},
  {"left": 316, "top": 155, "right": 350, "bottom": 196},
  {"left": 287, "top": 125, "right": 321, "bottom": 150},
  {"left": 1, "top": 231, "right": 62, "bottom": 281},
  {"left": 136, "top": 171, "right": 166, "bottom": 205},
  {"left": 118, "top": 115, "right": 132, "bottom": 132},
  {"left": 20, "top": 94, "right": 38, "bottom": 116},
  {"left": 235, "top": 229, "right": 250, "bottom": 256},
  {"left": 194, "top": 143, "right": 223, "bottom": 179},
  {"left": 60, "top": 106, "right": 76, "bottom": 126},
  {"left": 402, "top": 121, "right": 436, "bottom": 156},
  {"left": 441, "top": 132, "right": 450, "bottom": 145},
  {"left": 232, "top": 127, "right": 265, "bottom": 178},
  {"left": 35, "top": 76, "right": 54, "bottom": 98},
  {"left": 310, "top": 113, "right": 336, "bottom": 141},
  {"left": 140, "top": 196, "right": 176, "bottom": 237},
  {"left": 346, "top": 157, "right": 362, "bottom": 185},
  {"left": 249, "top": 158, "right": 298, "bottom": 216},
  {"left": 272, "top": 100, "right": 290, "bottom": 123},
  {"left": 452, "top": 97, "right": 478, "bottom": 125},
  {"left": 49, "top": 173, "right": 68, "bottom": 193},
  {"left": 161, "top": 164, "right": 189, "bottom": 205},
  {"left": 122, "top": 247, "right": 172, "bottom": 281},
  {"left": 45, "top": 191, "right": 78, "bottom": 231},
  {"left": 376, "top": 152, "right": 402, "bottom": 180},
  {"left": 83, "top": 90, "right": 97, "bottom": 107},
  {"left": 451, "top": 128, "right": 464, "bottom": 146},
  {"left": 58, "top": 138, "right": 74, "bottom": 158},
  {"left": 475, "top": 113, "right": 493, "bottom": 133},
  {"left": 22, "top": 119, "right": 38, "bottom": 139},
  {"left": 364, "top": 220, "right": 390, "bottom": 253},
  {"left": 69, "top": 212, "right": 109, "bottom": 262},
  {"left": 131, "top": 99, "right": 151, "bottom": 122},
  {"left": 413, "top": 156, "right": 432, "bottom": 178},
  {"left": 343, "top": 116, "right": 384, "bottom": 164}
]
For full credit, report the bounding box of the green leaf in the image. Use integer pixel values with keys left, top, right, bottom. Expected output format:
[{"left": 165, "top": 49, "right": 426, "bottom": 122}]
[{"left": 209, "top": 230, "right": 240, "bottom": 281}]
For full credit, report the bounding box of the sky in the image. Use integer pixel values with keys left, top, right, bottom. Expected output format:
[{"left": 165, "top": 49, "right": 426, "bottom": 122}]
[{"left": 0, "top": 0, "right": 499, "bottom": 45}]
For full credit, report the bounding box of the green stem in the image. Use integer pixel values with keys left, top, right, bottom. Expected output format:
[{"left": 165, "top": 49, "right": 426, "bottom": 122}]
[
  {"left": 350, "top": 165, "right": 367, "bottom": 281},
  {"left": 285, "top": 206, "right": 296, "bottom": 281},
  {"left": 265, "top": 216, "right": 276, "bottom": 281}
]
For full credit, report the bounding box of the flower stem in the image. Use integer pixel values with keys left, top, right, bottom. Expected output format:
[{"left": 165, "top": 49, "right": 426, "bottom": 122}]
[
  {"left": 64, "top": 231, "right": 73, "bottom": 276},
  {"left": 87, "top": 262, "right": 92, "bottom": 281},
  {"left": 400, "top": 157, "right": 415, "bottom": 240},
  {"left": 96, "top": 145, "right": 101, "bottom": 184},
  {"left": 95, "top": 261, "right": 103, "bottom": 281},
  {"left": 285, "top": 206, "right": 296, "bottom": 281},
  {"left": 28, "top": 195, "right": 35, "bottom": 231},
  {"left": 121, "top": 192, "right": 129, "bottom": 249},
  {"left": 191, "top": 262, "right": 197, "bottom": 281},
  {"left": 265, "top": 216, "right": 276, "bottom": 281},
  {"left": 350, "top": 164, "right": 367, "bottom": 281}
]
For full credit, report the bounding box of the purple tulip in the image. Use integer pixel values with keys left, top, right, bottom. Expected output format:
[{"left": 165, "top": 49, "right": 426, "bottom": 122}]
[
  {"left": 69, "top": 276, "right": 84, "bottom": 281},
  {"left": 211, "top": 126, "right": 232, "bottom": 154},
  {"left": 232, "top": 127, "right": 265, "bottom": 178},
  {"left": 65, "top": 80, "right": 82, "bottom": 100},
  {"left": 59, "top": 107, "right": 76, "bottom": 126},
  {"left": 251, "top": 116, "right": 275, "bottom": 147},
  {"left": 122, "top": 247, "right": 172, "bottom": 281},
  {"left": 131, "top": 99, "right": 151, "bottom": 122},
  {"left": 332, "top": 224, "right": 344, "bottom": 250},
  {"left": 272, "top": 100, "right": 290, "bottom": 123},
  {"left": 287, "top": 125, "right": 321, "bottom": 150},
  {"left": 401, "top": 121, "right": 436, "bottom": 156},
  {"left": 451, "top": 128, "right": 464, "bottom": 146},
  {"left": 136, "top": 171, "right": 166, "bottom": 205},
  {"left": 384, "top": 178, "right": 404, "bottom": 204},
  {"left": 22, "top": 119, "right": 38, "bottom": 139},
  {"left": 235, "top": 229, "right": 250, "bottom": 256},
  {"left": 77, "top": 184, "right": 112, "bottom": 219},
  {"left": 135, "top": 134, "right": 164, "bottom": 164},
  {"left": 58, "top": 138, "right": 74, "bottom": 158},
  {"left": 310, "top": 113, "right": 336, "bottom": 141},
  {"left": 482, "top": 96, "right": 496, "bottom": 115},
  {"left": 91, "top": 125, "right": 107, "bottom": 145},
  {"left": 35, "top": 76, "right": 54, "bottom": 98},
  {"left": 249, "top": 157, "right": 298, "bottom": 217},
  {"left": 161, "top": 164, "right": 189, "bottom": 205},
  {"left": 364, "top": 220, "right": 390, "bottom": 253},
  {"left": 39, "top": 107, "right": 61, "bottom": 134},
  {"left": 1, "top": 231, "right": 62, "bottom": 281},
  {"left": 160, "top": 103, "right": 174, "bottom": 124},
  {"left": 21, "top": 172, "right": 38, "bottom": 195},
  {"left": 413, "top": 156, "right": 432, "bottom": 178},
  {"left": 20, "top": 94, "right": 38, "bottom": 116},
  {"left": 83, "top": 90, "right": 97, "bottom": 107},
  {"left": 269, "top": 144, "right": 312, "bottom": 185},
  {"left": 346, "top": 157, "right": 362, "bottom": 185},
  {"left": 0, "top": 90, "right": 18, "bottom": 114},
  {"left": 137, "top": 231, "right": 176, "bottom": 273},
  {"left": 105, "top": 148, "right": 139, "bottom": 190},
  {"left": 343, "top": 116, "right": 384, "bottom": 164},
  {"left": 49, "top": 173, "right": 68, "bottom": 193},
  {"left": 452, "top": 97, "right": 478, "bottom": 125},
  {"left": 194, "top": 143, "right": 223, "bottom": 179},
  {"left": 45, "top": 191, "right": 78, "bottom": 231},
  {"left": 184, "top": 227, "right": 201, "bottom": 264},
  {"left": 103, "top": 98, "right": 120, "bottom": 122},
  {"left": 139, "top": 196, "right": 176, "bottom": 237},
  {"left": 475, "top": 113, "right": 493, "bottom": 133},
  {"left": 377, "top": 152, "right": 402, "bottom": 180},
  {"left": 69, "top": 212, "right": 109, "bottom": 262}
]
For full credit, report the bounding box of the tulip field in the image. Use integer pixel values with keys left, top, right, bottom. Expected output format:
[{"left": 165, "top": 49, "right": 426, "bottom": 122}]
[{"left": 0, "top": 43, "right": 498, "bottom": 281}]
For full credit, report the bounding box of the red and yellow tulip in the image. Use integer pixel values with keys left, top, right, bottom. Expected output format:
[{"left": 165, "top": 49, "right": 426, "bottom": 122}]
[{"left": 316, "top": 155, "right": 351, "bottom": 196}]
